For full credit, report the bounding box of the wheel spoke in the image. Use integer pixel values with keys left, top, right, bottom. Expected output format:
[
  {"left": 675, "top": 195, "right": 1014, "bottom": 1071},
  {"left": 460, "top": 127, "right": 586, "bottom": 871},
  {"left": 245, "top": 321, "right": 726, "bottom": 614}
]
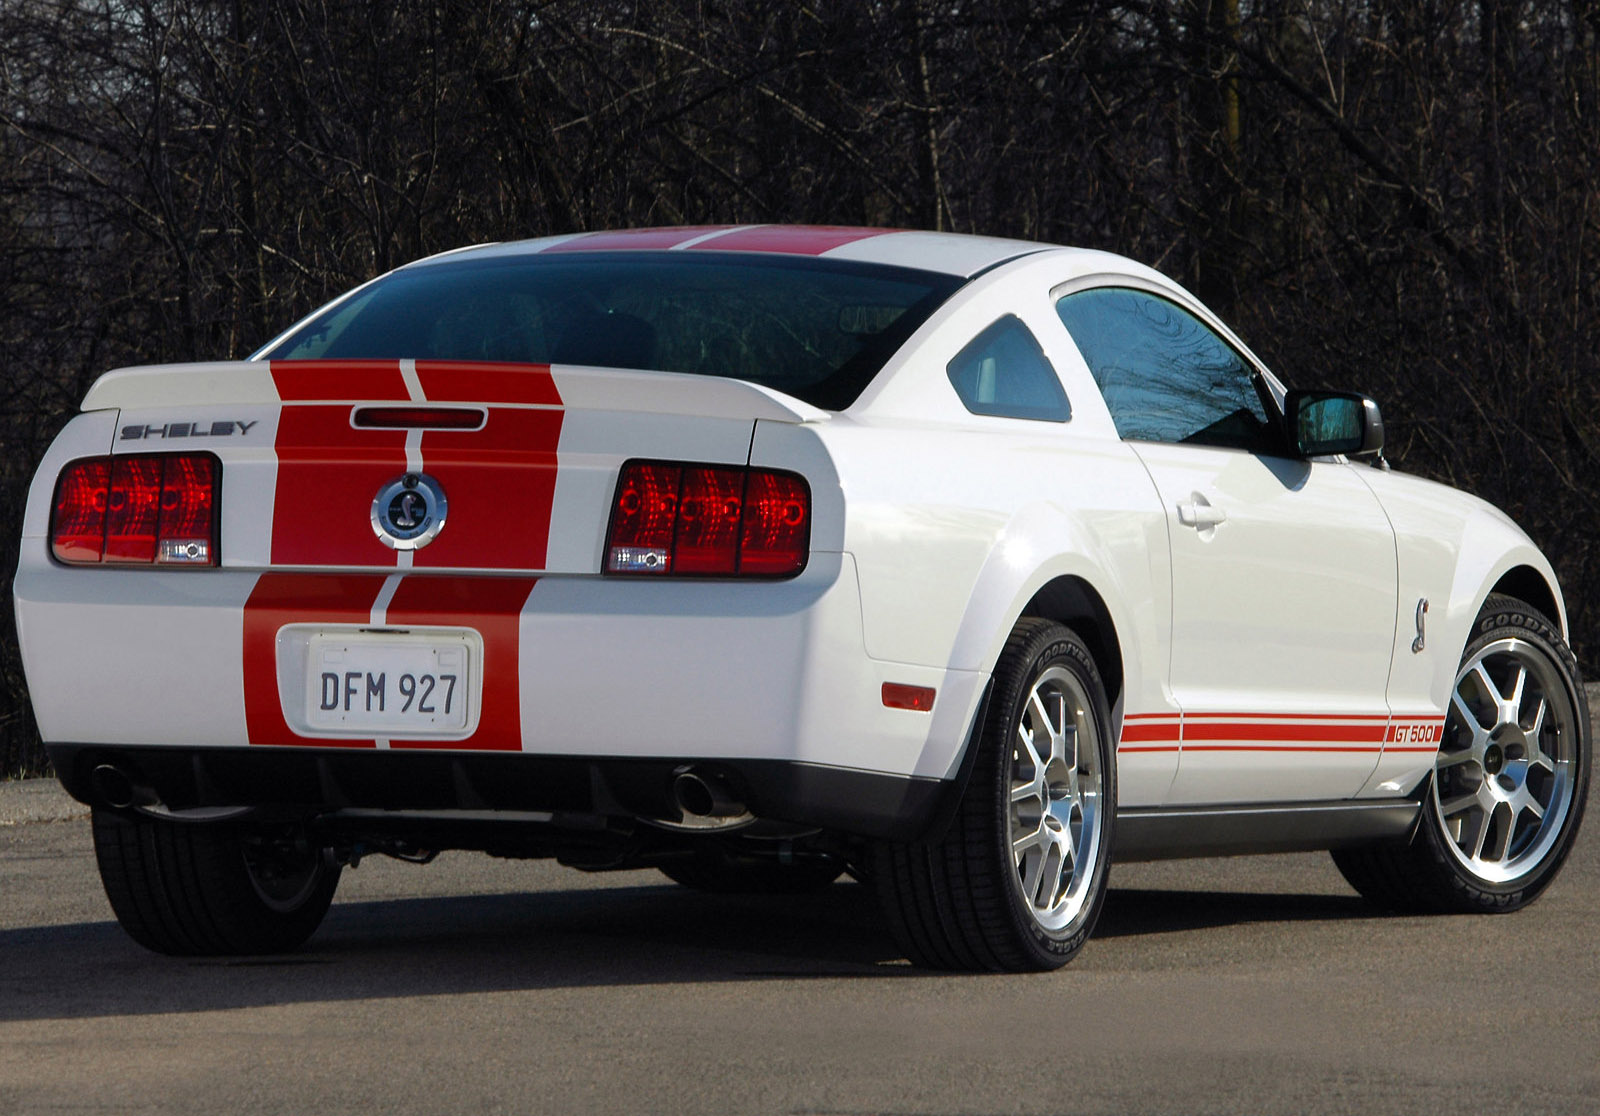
[
  {"left": 1439, "top": 792, "right": 1479, "bottom": 818},
  {"left": 1468, "top": 806, "right": 1492, "bottom": 861},
  {"left": 1016, "top": 721, "right": 1045, "bottom": 772},
  {"left": 1436, "top": 748, "right": 1476, "bottom": 771},
  {"left": 1488, "top": 806, "right": 1516, "bottom": 862},
  {"left": 1451, "top": 687, "right": 1487, "bottom": 733},
  {"left": 1525, "top": 696, "right": 1548, "bottom": 739},
  {"left": 1507, "top": 665, "right": 1528, "bottom": 719}
]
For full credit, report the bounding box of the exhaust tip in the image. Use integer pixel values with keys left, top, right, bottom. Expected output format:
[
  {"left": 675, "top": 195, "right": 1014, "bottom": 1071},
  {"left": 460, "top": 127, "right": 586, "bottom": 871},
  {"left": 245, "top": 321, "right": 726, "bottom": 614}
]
[
  {"left": 666, "top": 768, "right": 753, "bottom": 830},
  {"left": 91, "top": 763, "right": 159, "bottom": 810}
]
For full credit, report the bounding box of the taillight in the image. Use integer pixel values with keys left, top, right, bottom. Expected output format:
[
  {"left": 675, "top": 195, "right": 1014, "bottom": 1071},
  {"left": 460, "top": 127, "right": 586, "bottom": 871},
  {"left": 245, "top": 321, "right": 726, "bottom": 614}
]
[
  {"left": 606, "top": 460, "right": 810, "bottom": 578},
  {"left": 51, "top": 453, "right": 219, "bottom": 567}
]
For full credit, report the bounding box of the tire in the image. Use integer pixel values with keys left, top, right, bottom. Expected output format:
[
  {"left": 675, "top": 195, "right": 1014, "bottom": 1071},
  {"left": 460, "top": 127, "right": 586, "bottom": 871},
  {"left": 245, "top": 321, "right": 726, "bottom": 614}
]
[
  {"left": 873, "top": 619, "right": 1116, "bottom": 971},
  {"left": 1333, "top": 594, "right": 1590, "bottom": 913},
  {"left": 659, "top": 850, "right": 844, "bottom": 894},
  {"left": 92, "top": 809, "right": 341, "bottom": 956}
]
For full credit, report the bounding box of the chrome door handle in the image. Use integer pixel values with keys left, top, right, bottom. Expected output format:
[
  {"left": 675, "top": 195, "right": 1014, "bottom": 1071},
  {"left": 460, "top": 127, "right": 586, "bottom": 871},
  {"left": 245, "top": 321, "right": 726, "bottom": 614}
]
[{"left": 1176, "top": 496, "right": 1226, "bottom": 529}]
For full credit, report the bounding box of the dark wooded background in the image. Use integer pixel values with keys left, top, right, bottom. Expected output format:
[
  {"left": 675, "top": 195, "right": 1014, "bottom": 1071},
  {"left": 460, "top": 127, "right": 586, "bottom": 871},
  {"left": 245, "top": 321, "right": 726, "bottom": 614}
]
[{"left": 4, "top": 1, "right": 1597, "bottom": 775}]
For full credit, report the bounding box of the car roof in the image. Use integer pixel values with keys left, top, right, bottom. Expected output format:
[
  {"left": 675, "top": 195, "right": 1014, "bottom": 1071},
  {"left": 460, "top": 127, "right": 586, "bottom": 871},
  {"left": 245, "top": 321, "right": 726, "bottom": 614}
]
[{"left": 412, "top": 225, "right": 1061, "bottom": 279}]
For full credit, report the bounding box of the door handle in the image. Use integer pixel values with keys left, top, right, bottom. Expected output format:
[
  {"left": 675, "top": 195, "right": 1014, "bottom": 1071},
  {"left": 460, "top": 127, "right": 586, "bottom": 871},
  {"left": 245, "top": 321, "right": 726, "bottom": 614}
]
[{"left": 1176, "top": 495, "right": 1226, "bottom": 529}]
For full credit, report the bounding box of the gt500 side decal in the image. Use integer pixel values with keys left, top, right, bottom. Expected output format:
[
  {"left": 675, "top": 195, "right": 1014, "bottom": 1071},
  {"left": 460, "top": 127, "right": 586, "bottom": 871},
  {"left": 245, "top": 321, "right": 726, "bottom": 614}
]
[{"left": 1119, "top": 712, "right": 1447, "bottom": 755}]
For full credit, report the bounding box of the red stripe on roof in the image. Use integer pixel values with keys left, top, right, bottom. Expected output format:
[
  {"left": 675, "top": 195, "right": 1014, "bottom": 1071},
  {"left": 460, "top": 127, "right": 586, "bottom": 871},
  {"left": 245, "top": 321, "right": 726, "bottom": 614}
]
[
  {"left": 687, "top": 225, "right": 892, "bottom": 255},
  {"left": 542, "top": 226, "right": 737, "bottom": 253},
  {"left": 414, "top": 361, "right": 561, "bottom": 406},
  {"left": 243, "top": 574, "right": 386, "bottom": 748},
  {"left": 271, "top": 360, "right": 409, "bottom": 402}
]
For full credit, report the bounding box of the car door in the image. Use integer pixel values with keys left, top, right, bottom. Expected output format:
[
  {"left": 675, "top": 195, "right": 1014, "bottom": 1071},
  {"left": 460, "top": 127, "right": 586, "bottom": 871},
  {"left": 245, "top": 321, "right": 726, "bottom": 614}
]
[{"left": 1055, "top": 286, "right": 1398, "bottom": 805}]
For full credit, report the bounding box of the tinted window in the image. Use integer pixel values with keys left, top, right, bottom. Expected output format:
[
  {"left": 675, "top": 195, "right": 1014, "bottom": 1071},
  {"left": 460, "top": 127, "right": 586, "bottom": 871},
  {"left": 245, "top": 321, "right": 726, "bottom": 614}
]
[
  {"left": 946, "top": 316, "right": 1071, "bottom": 422},
  {"left": 1055, "top": 288, "right": 1276, "bottom": 452},
  {"left": 261, "top": 252, "right": 964, "bottom": 411}
]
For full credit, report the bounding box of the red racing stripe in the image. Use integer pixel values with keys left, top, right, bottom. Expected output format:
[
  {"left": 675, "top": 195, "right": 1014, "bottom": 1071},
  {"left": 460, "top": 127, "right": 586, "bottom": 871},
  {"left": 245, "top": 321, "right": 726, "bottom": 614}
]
[
  {"left": 686, "top": 225, "right": 892, "bottom": 255},
  {"left": 270, "top": 404, "right": 405, "bottom": 567},
  {"left": 271, "top": 360, "right": 409, "bottom": 402},
  {"left": 543, "top": 227, "right": 736, "bottom": 252},
  {"left": 243, "top": 574, "right": 387, "bottom": 748},
  {"left": 1183, "top": 721, "right": 1389, "bottom": 744},
  {"left": 382, "top": 576, "right": 538, "bottom": 751},
  {"left": 414, "top": 361, "right": 561, "bottom": 406},
  {"left": 410, "top": 408, "right": 564, "bottom": 570}
]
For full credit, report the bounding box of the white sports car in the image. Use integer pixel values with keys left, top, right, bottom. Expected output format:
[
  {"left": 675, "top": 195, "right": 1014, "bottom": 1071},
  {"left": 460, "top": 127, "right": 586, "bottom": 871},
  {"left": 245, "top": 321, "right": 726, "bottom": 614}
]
[{"left": 15, "top": 226, "right": 1590, "bottom": 970}]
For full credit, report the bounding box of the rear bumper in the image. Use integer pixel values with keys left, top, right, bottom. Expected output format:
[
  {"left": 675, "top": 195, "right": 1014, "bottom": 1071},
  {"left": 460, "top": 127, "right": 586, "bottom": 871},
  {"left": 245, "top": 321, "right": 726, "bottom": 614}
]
[
  {"left": 16, "top": 547, "right": 986, "bottom": 783},
  {"left": 47, "top": 742, "right": 950, "bottom": 842}
]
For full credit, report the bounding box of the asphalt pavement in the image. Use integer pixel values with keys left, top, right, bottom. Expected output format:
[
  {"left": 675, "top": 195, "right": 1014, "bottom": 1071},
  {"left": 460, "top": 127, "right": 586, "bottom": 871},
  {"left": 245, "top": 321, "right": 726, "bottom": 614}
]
[{"left": 3, "top": 713, "right": 1597, "bottom": 1115}]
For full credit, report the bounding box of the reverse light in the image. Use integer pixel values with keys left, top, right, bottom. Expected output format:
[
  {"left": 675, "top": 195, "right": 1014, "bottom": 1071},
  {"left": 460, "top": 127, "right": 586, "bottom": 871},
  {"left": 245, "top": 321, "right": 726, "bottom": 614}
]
[
  {"left": 51, "top": 453, "right": 219, "bottom": 567},
  {"left": 606, "top": 460, "right": 810, "bottom": 578}
]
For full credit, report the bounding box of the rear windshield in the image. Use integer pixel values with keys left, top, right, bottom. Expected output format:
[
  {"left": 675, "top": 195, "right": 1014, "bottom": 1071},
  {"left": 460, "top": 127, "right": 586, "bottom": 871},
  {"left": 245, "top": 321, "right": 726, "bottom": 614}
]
[{"left": 259, "top": 251, "right": 965, "bottom": 410}]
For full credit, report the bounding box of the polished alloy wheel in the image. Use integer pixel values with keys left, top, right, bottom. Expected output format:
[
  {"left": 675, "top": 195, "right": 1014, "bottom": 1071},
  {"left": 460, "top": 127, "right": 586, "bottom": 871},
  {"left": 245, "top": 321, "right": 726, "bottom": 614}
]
[
  {"left": 1009, "top": 664, "right": 1103, "bottom": 931},
  {"left": 1434, "top": 637, "right": 1578, "bottom": 884}
]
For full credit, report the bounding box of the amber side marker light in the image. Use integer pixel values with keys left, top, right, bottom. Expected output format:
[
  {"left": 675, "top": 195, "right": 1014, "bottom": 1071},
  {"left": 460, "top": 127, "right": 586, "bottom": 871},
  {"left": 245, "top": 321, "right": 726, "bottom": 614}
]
[
  {"left": 882, "top": 683, "right": 936, "bottom": 712},
  {"left": 51, "top": 453, "right": 219, "bottom": 566}
]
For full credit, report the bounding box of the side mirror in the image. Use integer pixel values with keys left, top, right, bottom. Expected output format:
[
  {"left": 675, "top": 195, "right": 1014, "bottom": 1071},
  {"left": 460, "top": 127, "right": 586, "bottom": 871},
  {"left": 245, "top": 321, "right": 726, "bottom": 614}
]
[{"left": 1285, "top": 390, "right": 1384, "bottom": 460}]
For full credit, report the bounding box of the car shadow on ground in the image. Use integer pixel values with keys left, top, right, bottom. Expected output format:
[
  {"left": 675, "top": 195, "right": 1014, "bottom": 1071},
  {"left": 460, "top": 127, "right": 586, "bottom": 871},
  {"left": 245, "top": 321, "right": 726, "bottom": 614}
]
[{"left": 0, "top": 877, "right": 1386, "bottom": 1023}]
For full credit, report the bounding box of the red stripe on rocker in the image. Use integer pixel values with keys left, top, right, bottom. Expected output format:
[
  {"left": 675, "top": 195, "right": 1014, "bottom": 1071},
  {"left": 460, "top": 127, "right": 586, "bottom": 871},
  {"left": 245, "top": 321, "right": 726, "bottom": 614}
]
[
  {"left": 270, "top": 360, "right": 409, "bottom": 401},
  {"left": 383, "top": 576, "right": 537, "bottom": 751},
  {"left": 243, "top": 574, "right": 387, "bottom": 748},
  {"left": 1183, "top": 721, "right": 1389, "bottom": 744}
]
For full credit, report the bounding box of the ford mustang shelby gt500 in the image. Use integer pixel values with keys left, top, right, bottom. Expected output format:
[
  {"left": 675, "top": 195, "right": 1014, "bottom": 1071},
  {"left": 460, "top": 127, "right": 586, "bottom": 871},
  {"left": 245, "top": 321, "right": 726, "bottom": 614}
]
[{"left": 16, "top": 225, "right": 1590, "bottom": 971}]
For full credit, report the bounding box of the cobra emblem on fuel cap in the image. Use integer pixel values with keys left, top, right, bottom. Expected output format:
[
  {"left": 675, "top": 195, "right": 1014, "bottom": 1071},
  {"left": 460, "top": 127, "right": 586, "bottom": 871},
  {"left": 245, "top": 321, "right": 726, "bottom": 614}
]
[{"left": 371, "top": 473, "right": 448, "bottom": 550}]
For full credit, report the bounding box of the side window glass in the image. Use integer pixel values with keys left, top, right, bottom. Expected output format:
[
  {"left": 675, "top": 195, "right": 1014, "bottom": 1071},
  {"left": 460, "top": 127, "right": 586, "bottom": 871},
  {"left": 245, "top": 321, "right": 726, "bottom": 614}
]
[
  {"left": 1055, "top": 288, "right": 1275, "bottom": 452},
  {"left": 946, "top": 315, "right": 1071, "bottom": 423}
]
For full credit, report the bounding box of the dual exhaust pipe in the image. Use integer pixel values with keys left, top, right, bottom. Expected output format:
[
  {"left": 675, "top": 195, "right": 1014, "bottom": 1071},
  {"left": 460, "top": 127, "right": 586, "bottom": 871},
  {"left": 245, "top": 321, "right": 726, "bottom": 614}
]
[
  {"left": 668, "top": 767, "right": 750, "bottom": 829},
  {"left": 90, "top": 763, "right": 160, "bottom": 810}
]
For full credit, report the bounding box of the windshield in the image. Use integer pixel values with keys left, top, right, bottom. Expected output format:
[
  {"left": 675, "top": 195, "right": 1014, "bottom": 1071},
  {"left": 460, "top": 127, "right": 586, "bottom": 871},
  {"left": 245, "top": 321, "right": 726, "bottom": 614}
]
[{"left": 259, "top": 251, "right": 965, "bottom": 410}]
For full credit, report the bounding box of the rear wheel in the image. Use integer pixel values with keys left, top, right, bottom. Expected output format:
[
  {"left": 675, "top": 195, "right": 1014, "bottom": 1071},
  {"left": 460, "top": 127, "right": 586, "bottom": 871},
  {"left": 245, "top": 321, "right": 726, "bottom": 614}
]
[
  {"left": 1334, "top": 595, "right": 1589, "bottom": 912},
  {"left": 92, "top": 809, "right": 341, "bottom": 955},
  {"left": 874, "top": 619, "right": 1115, "bottom": 971}
]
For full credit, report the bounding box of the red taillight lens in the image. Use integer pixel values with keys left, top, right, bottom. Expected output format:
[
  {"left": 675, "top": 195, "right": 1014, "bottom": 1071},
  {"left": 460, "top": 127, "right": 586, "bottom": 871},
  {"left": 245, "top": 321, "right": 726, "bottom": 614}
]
[
  {"left": 51, "top": 454, "right": 219, "bottom": 567},
  {"left": 738, "top": 470, "right": 810, "bottom": 576},
  {"left": 674, "top": 466, "right": 745, "bottom": 574},
  {"left": 51, "top": 458, "right": 111, "bottom": 563},
  {"left": 606, "top": 460, "right": 809, "bottom": 578},
  {"left": 607, "top": 462, "right": 681, "bottom": 573}
]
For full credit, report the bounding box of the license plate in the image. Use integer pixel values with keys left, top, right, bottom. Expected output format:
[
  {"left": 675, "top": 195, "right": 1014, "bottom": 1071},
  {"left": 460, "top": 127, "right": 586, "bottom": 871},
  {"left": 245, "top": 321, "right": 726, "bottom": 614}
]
[{"left": 305, "top": 633, "right": 474, "bottom": 735}]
